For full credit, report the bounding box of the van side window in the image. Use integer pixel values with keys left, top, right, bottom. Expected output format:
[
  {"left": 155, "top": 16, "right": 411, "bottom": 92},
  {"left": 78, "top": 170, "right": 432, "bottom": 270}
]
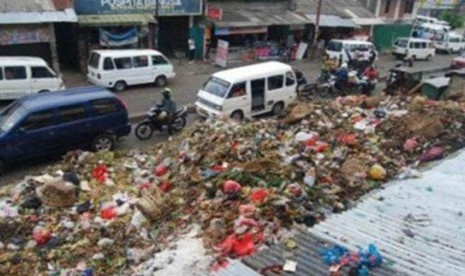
[
  {"left": 20, "top": 110, "right": 54, "bottom": 131},
  {"left": 31, "top": 67, "right": 55, "bottom": 78},
  {"left": 268, "top": 75, "right": 284, "bottom": 90},
  {"left": 285, "top": 72, "right": 295, "bottom": 86},
  {"left": 58, "top": 105, "right": 86, "bottom": 123},
  {"left": 103, "top": 58, "right": 114, "bottom": 70},
  {"left": 133, "top": 56, "right": 149, "bottom": 67},
  {"left": 228, "top": 82, "right": 246, "bottom": 98},
  {"left": 5, "top": 66, "right": 26, "bottom": 80},
  {"left": 114, "top": 57, "right": 132, "bottom": 70},
  {"left": 152, "top": 55, "right": 168, "bottom": 65},
  {"left": 91, "top": 99, "right": 117, "bottom": 115}
]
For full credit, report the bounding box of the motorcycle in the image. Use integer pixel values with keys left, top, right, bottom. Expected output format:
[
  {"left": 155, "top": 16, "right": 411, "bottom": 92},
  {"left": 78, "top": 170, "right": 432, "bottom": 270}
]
[
  {"left": 296, "top": 70, "right": 318, "bottom": 100},
  {"left": 135, "top": 102, "right": 188, "bottom": 140},
  {"left": 358, "top": 76, "right": 377, "bottom": 96}
]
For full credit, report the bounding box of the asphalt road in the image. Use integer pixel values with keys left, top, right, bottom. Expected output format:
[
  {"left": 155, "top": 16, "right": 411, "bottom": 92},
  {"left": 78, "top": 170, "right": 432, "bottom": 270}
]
[{"left": 0, "top": 52, "right": 458, "bottom": 185}]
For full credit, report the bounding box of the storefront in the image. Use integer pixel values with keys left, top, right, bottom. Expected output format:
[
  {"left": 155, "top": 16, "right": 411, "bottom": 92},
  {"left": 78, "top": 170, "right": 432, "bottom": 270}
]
[
  {"left": 204, "top": 2, "right": 312, "bottom": 63},
  {"left": 74, "top": 0, "right": 203, "bottom": 71}
]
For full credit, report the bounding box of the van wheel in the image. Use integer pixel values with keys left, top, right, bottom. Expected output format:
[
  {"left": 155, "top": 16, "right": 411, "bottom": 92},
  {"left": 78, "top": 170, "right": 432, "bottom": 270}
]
[
  {"left": 155, "top": 76, "right": 167, "bottom": 87},
  {"left": 91, "top": 134, "right": 115, "bottom": 152},
  {"left": 38, "top": 90, "right": 50, "bottom": 93},
  {"left": 272, "top": 102, "right": 284, "bottom": 115},
  {"left": 114, "top": 81, "right": 126, "bottom": 92},
  {"left": 426, "top": 54, "right": 432, "bottom": 61},
  {"left": 231, "top": 110, "right": 244, "bottom": 121},
  {"left": 0, "top": 158, "right": 6, "bottom": 175}
]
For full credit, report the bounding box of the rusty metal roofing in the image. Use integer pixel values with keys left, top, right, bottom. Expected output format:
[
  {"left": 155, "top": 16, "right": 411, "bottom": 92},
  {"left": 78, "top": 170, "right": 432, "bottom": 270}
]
[
  {"left": 214, "top": 150, "right": 465, "bottom": 275},
  {"left": 0, "top": 8, "right": 77, "bottom": 24}
]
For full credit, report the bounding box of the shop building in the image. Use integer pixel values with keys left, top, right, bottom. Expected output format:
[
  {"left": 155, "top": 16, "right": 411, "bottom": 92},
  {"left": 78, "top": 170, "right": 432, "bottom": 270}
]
[
  {"left": 0, "top": 0, "right": 77, "bottom": 71},
  {"left": 74, "top": 0, "right": 203, "bottom": 72}
]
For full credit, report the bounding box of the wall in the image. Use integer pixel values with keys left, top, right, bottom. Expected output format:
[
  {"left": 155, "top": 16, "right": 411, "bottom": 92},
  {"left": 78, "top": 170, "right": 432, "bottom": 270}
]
[
  {"left": 373, "top": 23, "right": 412, "bottom": 51},
  {"left": 378, "top": 0, "right": 399, "bottom": 18}
]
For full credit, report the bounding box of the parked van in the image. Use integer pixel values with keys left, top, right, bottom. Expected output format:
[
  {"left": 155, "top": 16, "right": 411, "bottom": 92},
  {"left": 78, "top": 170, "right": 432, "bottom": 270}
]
[
  {"left": 195, "top": 61, "right": 297, "bottom": 120},
  {"left": 0, "top": 86, "right": 131, "bottom": 174},
  {"left": 434, "top": 32, "right": 465, "bottom": 53},
  {"left": 87, "top": 49, "right": 175, "bottom": 91},
  {"left": 0, "top": 57, "right": 65, "bottom": 100},
  {"left": 412, "top": 23, "right": 450, "bottom": 40},
  {"left": 325, "top": 40, "right": 377, "bottom": 63},
  {"left": 392, "top": 37, "right": 435, "bottom": 60}
]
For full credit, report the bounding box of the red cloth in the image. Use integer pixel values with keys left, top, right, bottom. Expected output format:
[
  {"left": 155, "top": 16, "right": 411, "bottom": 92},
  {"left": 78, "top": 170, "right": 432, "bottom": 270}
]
[{"left": 363, "top": 68, "right": 378, "bottom": 81}]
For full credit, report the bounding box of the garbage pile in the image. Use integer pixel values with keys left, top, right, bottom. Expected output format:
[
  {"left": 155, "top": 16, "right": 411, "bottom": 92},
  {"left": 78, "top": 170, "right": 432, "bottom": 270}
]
[{"left": 1, "top": 95, "right": 465, "bottom": 275}]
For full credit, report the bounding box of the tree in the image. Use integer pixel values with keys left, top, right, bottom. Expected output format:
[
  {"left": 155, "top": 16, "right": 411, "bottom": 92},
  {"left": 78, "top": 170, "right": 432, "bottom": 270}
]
[{"left": 439, "top": 10, "right": 465, "bottom": 29}]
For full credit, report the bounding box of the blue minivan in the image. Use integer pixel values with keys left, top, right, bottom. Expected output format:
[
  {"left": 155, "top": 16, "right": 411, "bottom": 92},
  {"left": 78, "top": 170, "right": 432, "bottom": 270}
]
[{"left": 0, "top": 86, "right": 131, "bottom": 174}]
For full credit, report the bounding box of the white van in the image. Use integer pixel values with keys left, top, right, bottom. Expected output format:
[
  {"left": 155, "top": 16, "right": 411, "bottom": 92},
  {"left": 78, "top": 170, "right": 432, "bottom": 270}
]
[
  {"left": 392, "top": 37, "right": 435, "bottom": 60},
  {"left": 326, "top": 40, "right": 377, "bottom": 63},
  {"left": 434, "top": 32, "right": 465, "bottom": 53},
  {"left": 195, "top": 61, "right": 297, "bottom": 120},
  {"left": 87, "top": 49, "right": 175, "bottom": 91},
  {"left": 0, "top": 57, "right": 65, "bottom": 100}
]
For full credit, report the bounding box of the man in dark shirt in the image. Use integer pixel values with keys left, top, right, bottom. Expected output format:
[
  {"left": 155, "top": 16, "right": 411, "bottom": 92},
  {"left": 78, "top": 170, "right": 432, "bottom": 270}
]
[{"left": 158, "top": 88, "right": 177, "bottom": 134}]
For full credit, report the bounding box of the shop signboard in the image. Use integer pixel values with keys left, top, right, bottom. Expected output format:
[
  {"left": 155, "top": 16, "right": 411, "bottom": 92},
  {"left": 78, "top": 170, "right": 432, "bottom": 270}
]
[
  {"left": 214, "top": 26, "right": 267, "bottom": 36},
  {"left": 75, "top": 0, "right": 203, "bottom": 16},
  {"left": 215, "top": 39, "right": 229, "bottom": 68},
  {"left": 206, "top": 6, "right": 222, "bottom": 21},
  {"left": 0, "top": 25, "right": 50, "bottom": 45}
]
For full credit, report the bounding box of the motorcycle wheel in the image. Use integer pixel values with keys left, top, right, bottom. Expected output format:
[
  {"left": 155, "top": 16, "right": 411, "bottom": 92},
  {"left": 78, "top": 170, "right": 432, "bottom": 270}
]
[
  {"left": 135, "top": 122, "right": 154, "bottom": 140},
  {"left": 172, "top": 116, "right": 187, "bottom": 131}
]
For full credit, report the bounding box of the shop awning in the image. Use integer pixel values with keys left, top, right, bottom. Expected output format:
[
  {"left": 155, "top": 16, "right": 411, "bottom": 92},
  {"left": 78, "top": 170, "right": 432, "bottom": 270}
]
[
  {"left": 78, "top": 14, "right": 156, "bottom": 27},
  {"left": 306, "top": 14, "right": 358, "bottom": 28},
  {"left": 214, "top": 10, "right": 311, "bottom": 28}
]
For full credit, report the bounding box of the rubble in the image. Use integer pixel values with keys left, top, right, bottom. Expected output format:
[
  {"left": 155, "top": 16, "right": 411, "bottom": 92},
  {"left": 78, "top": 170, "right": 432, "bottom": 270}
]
[{"left": 0, "top": 95, "right": 465, "bottom": 275}]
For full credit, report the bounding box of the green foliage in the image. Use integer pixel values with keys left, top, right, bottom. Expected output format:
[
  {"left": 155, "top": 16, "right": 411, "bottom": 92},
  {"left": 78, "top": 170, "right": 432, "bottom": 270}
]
[{"left": 439, "top": 11, "right": 465, "bottom": 29}]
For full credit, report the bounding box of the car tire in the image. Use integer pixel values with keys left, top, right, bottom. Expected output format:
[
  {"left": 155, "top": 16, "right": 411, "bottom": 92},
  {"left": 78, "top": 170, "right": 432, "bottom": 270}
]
[
  {"left": 91, "top": 134, "right": 115, "bottom": 152},
  {"left": 113, "top": 81, "right": 126, "bottom": 92},
  {"left": 426, "top": 54, "right": 432, "bottom": 61},
  {"left": 230, "top": 110, "right": 244, "bottom": 121},
  {"left": 155, "top": 76, "right": 167, "bottom": 87},
  {"left": 271, "top": 102, "right": 284, "bottom": 116},
  {"left": 38, "top": 90, "right": 50, "bottom": 93},
  {"left": 135, "top": 122, "right": 154, "bottom": 140}
]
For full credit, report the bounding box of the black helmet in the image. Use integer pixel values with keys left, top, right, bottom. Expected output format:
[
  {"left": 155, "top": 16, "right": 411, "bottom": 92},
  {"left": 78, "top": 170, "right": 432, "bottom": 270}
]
[{"left": 162, "top": 88, "right": 172, "bottom": 98}]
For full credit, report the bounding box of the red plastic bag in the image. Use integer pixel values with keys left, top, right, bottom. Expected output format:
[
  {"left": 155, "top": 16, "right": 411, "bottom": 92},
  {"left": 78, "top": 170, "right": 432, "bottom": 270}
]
[
  {"left": 159, "top": 181, "right": 171, "bottom": 193},
  {"left": 239, "top": 204, "right": 256, "bottom": 217},
  {"left": 233, "top": 233, "right": 256, "bottom": 257},
  {"left": 310, "top": 142, "right": 329, "bottom": 153},
  {"left": 91, "top": 164, "right": 108, "bottom": 184},
  {"left": 404, "top": 138, "right": 418, "bottom": 152},
  {"left": 33, "top": 228, "right": 51, "bottom": 246},
  {"left": 100, "top": 206, "right": 117, "bottom": 220},
  {"left": 155, "top": 164, "right": 169, "bottom": 177},
  {"left": 210, "top": 164, "right": 226, "bottom": 173},
  {"left": 337, "top": 134, "right": 357, "bottom": 146},
  {"left": 223, "top": 180, "right": 242, "bottom": 194},
  {"left": 250, "top": 189, "right": 268, "bottom": 204}
]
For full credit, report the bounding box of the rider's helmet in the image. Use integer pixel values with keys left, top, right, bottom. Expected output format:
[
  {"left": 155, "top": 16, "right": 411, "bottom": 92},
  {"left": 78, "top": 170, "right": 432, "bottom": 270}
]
[{"left": 162, "top": 87, "right": 172, "bottom": 99}]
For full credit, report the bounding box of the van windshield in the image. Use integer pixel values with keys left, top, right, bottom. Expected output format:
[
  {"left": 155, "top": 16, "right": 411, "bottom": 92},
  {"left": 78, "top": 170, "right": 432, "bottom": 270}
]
[
  {"left": 327, "top": 41, "right": 343, "bottom": 51},
  {"left": 202, "top": 77, "right": 231, "bottom": 98},
  {"left": 395, "top": 39, "right": 408, "bottom": 47},
  {"left": 0, "top": 103, "right": 27, "bottom": 133},
  {"left": 89, "top": 52, "right": 100, "bottom": 69}
]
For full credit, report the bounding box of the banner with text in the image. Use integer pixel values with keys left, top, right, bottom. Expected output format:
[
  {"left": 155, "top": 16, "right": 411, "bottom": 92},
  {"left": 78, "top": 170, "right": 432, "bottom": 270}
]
[
  {"left": 215, "top": 39, "right": 229, "bottom": 68},
  {"left": 75, "top": 0, "right": 202, "bottom": 16}
]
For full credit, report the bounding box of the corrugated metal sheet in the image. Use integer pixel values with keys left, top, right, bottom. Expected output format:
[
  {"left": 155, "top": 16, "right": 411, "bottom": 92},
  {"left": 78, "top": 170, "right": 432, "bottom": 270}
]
[
  {"left": 0, "top": 8, "right": 77, "bottom": 24},
  {"left": 210, "top": 2, "right": 311, "bottom": 28},
  {"left": 215, "top": 150, "right": 465, "bottom": 276},
  {"left": 306, "top": 14, "right": 358, "bottom": 28},
  {"left": 0, "top": 0, "right": 55, "bottom": 12}
]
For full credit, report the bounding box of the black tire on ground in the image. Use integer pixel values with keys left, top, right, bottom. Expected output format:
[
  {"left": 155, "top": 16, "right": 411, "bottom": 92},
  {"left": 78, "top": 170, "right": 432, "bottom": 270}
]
[
  {"left": 135, "top": 122, "right": 154, "bottom": 140},
  {"left": 271, "top": 102, "right": 284, "bottom": 115},
  {"left": 155, "top": 76, "right": 167, "bottom": 87},
  {"left": 172, "top": 116, "right": 187, "bottom": 131},
  {"left": 231, "top": 110, "right": 244, "bottom": 121},
  {"left": 38, "top": 90, "right": 50, "bottom": 93},
  {"left": 91, "top": 134, "right": 115, "bottom": 152},
  {"left": 113, "top": 81, "right": 126, "bottom": 92}
]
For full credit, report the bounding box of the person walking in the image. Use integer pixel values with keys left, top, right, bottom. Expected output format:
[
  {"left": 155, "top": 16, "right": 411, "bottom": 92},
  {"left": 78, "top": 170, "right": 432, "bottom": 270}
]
[{"left": 188, "top": 37, "right": 196, "bottom": 63}]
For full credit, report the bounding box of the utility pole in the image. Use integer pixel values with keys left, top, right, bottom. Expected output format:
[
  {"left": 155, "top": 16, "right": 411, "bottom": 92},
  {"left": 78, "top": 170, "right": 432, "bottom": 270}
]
[
  {"left": 311, "top": 0, "right": 323, "bottom": 59},
  {"left": 154, "top": 0, "right": 159, "bottom": 49}
]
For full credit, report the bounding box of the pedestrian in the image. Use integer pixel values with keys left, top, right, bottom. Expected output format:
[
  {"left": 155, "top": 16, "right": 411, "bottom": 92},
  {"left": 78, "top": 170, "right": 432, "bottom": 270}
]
[
  {"left": 188, "top": 37, "right": 195, "bottom": 63},
  {"left": 368, "top": 48, "right": 377, "bottom": 65},
  {"left": 204, "top": 38, "right": 211, "bottom": 62}
]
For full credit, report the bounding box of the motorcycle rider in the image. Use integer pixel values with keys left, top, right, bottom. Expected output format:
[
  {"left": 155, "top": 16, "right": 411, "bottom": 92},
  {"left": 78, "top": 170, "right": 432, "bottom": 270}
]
[
  {"left": 334, "top": 63, "right": 349, "bottom": 91},
  {"left": 360, "top": 65, "right": 378, "bottom": 95},
  {"left": 157, "top": 88, "right": 177, "bottom": 134}
]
